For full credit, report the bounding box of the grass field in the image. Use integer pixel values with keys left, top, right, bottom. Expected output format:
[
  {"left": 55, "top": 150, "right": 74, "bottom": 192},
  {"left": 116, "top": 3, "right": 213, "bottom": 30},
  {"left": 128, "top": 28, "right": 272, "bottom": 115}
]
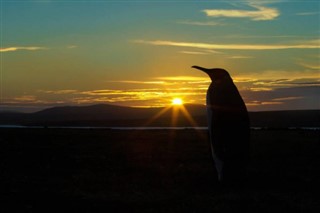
[{"left": 1, "top": 128, "right": 319, "bottom": 212}]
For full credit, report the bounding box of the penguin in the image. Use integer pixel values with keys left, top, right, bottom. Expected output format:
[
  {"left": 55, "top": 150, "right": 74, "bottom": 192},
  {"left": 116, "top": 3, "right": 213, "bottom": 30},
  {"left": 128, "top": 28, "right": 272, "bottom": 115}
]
[{"left": 192, "top": 66, "right": 250, "bottom": 185}]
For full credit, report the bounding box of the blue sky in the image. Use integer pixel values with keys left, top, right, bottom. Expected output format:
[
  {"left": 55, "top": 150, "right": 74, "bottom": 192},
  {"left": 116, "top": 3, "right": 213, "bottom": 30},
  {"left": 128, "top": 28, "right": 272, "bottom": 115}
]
[{"left": 1, "top": 0, "right": 319, "bottom": 112}]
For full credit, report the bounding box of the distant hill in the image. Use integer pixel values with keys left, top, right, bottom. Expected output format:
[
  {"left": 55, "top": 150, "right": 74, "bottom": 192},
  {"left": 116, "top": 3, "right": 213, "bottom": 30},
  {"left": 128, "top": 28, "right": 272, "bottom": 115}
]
[{"left": 0, "top": 104, "right": 319, "bottom": 128}]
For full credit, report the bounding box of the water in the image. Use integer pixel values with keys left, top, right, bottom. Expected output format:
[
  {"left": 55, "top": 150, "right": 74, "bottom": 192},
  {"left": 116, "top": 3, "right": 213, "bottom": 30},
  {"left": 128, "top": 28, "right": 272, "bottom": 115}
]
[
  {"left": 0, "top": 125, "right": 207, "bottom": 130},
  {"left": 0, "top": 125, "right": 319, "bottom": 130}
]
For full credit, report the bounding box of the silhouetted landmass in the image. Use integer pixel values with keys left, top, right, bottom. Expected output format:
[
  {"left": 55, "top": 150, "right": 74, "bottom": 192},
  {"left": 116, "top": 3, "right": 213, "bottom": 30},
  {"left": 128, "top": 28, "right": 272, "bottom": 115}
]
[{"left": 0, "top": 104, "right": 319, "bottom": 127}]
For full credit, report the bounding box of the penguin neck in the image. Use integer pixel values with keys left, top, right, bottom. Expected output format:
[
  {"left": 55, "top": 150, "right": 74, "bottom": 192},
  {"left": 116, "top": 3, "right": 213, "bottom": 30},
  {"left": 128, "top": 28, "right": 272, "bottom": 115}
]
[{"left": 211, "top": 77, "right": 234, "bottom": 86}]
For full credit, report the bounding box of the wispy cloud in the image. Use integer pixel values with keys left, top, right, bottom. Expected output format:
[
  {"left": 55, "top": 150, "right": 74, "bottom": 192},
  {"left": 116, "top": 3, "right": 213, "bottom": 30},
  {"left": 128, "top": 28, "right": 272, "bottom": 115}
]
[
  {"left": 177, "top": 20, "right": 224, "bottom": 26},
  {"left": 179, "top": 51, "right": 210, "bottom": 55},
  {"left": 13, "top": 95, "right": 38, "bottom": 102},
  {"left": 67, "top": 45, "right": 77, "bottom": 49},
  {"left": 272, "top": 97, "right": 303, "bottom": 101},
  {"left": 228, "top": 55, "right": 253, "bottom": 59},
  {"left": 155, "top": 76, "right": 209, "bottom": 82},
  {"left": 221, "top": 35, "right": 307, "bottom": 39},
  {"left": 179, "top": 49, "right": 223, "bottom": 55},
  {"left": 106, "top": 80, "right": 166, "bottom": 85},
  {"left": 0, "top": 46, "right": 47, "bottom": 52},
  {"left": 108, "top": 76, "right": 210, "bottom": 85},
  {"left": 39, "top": 90, "right": 79, "bottom": 94},
  {"left": 134, "top": 39, "right": 320, "bottom": 50},
  {"left": 246, "top": 69, "right": 320, "bottom": 80},
  {"left": 203, "top": 4, "right": 279, "bottom": 21},
  {"left": 7, "top": 95, "right": 54, "bottom": 105},
  {"left": 248, "top": 87, "right": 274, "bottom": 92},
  {"left": 246, "top": 101, "right": 283, "bottom": 106},
  {"left": 298, "top": 62, "right": 320, "bottom": 70}
]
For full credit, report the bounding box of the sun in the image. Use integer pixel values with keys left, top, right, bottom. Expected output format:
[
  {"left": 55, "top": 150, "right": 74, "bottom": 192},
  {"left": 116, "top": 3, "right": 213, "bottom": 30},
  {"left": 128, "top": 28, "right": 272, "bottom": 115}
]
[{"left": 172, "top": 98, "right": 184, "bottom": 106}]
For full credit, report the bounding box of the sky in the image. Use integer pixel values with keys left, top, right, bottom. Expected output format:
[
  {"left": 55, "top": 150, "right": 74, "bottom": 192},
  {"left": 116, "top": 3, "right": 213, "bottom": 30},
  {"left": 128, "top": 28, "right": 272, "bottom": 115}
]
[{"left": 0, "top": 0, "right": 319, "bottom": 112}]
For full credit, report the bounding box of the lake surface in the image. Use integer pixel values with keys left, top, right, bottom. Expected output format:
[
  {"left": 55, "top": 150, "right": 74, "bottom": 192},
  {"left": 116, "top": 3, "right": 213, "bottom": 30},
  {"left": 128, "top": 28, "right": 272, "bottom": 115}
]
[{"left": 0, "top": 125, "right": 319, "bottom": 130}]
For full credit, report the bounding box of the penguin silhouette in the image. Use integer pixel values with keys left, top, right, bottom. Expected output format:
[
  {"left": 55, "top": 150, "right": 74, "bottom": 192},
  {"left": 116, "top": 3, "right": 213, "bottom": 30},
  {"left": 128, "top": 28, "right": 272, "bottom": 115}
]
[{"left": 192, "top": 66, "right": 250, "bottom": 185}]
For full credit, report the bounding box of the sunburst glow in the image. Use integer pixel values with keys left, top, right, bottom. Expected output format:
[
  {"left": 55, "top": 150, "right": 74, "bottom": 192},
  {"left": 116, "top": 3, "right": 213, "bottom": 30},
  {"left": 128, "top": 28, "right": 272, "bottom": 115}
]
[{"left": 172, "top": 98, "right": 183, "bottom": 106}]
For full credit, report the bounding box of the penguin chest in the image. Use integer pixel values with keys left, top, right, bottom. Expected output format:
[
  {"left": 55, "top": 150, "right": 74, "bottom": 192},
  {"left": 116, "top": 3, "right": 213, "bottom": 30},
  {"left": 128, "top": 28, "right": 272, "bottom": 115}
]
[{"left": 206, "top": 91, "right": 213, "bottom": 130}]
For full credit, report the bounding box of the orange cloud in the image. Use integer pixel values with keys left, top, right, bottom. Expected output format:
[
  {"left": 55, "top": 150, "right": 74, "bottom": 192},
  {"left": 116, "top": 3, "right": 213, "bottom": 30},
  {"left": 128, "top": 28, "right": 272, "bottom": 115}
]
[
  {"left": 13, "top": 95, "right": 37, "bottom": 102},
  {"left": 107, "top": 80, "right": 166, "bottom": 85},
  {"left": 155, "top": 76, "right": 209, "bottom": 81}
]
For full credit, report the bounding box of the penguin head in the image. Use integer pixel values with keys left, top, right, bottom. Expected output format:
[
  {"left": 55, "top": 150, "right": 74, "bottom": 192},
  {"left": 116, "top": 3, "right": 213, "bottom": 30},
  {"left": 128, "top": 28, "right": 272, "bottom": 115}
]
[{"left": 192, "top": 66, "right": 231, "bottom": 82}]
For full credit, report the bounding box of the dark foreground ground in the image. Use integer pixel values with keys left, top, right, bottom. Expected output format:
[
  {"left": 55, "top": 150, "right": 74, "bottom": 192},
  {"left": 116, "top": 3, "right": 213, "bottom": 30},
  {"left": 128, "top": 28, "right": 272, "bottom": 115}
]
[{"left": 1, "top": 128, "right": 319, "bottom": 213}]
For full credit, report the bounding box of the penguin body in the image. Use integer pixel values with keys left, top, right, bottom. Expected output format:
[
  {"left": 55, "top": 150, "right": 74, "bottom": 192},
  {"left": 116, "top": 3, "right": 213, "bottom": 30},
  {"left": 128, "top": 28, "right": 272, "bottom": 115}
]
[{"left": 192, "top": 66, "right": 250, "bottom": 184}]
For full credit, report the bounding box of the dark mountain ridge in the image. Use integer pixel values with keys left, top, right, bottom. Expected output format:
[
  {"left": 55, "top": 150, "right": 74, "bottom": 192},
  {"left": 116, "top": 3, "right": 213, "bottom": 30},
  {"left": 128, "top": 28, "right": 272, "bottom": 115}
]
[{"left": 0, "top": 104, "right": 319, "bottom": 127}]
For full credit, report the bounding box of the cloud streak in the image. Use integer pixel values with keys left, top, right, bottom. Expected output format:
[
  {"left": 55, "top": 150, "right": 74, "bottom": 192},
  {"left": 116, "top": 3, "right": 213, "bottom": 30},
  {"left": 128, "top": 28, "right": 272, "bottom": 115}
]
[
  {"left": 203, "top": 5, "right": 279, "bottom": 21},
  {"left": 177, "top": 20, "right": 224, "bottom": 26},
  {"left": 298, "top": 62, "right": 320, "bottom": 70},
  {"left": 228, "top": 55, "right": 253, "bottom": 59},
  {"left": 0, "top": 46, "right": 47, "bottom": 52},
  {"left": 155, "top": 76, "right": 209, "bottom": 82},
  {"left": 134, "top": 39, "right": 320, "bottom": 50},
  {"left": 106, "top": 80, "right": 166, "bottom": 85},
  {"left": 179, "top": 51, "right": 210, "bottom": 55}
]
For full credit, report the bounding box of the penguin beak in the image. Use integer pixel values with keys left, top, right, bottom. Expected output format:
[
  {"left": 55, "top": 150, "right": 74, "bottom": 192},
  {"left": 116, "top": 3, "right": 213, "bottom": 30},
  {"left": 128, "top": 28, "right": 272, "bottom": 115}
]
[{"left": 191, "top": 65, "right": 209, "bottom": 74}]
